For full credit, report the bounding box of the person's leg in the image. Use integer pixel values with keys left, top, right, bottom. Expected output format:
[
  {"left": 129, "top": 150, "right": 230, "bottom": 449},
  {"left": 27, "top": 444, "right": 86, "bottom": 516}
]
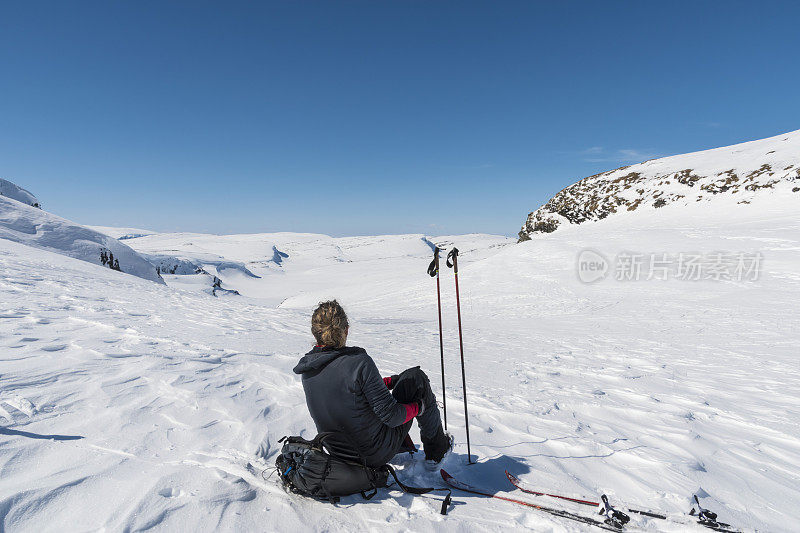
[
  {"left": 392, "top": 367, "right": 449, "bottom": 460},
  {"left": 385, "top": 420, "right": 414, "bottom": 458}
]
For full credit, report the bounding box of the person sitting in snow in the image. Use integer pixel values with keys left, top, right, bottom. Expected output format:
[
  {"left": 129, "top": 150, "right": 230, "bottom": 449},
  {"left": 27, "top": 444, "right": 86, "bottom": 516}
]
[{"left": 293, "top": 300, "right": 452, "bottom": 468}]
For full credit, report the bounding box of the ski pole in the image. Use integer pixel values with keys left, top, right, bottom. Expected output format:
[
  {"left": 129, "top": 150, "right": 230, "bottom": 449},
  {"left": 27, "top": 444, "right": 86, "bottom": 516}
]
[
  {"left": 427, "top": 246, "right": 447, "bottom": 430},
  {"left": 446, "top": 247, "right": 473, "bottom": 464}
]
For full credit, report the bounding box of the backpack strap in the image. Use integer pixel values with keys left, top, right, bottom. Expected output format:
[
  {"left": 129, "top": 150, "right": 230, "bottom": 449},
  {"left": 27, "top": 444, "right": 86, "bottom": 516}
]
[
  {"left": 384, "top": 465, "right": 452, "bottom": 515},
  {"left": 384, "top": 465, "right": 432, "bottom": 495},
  {"left": 319, "top": 453, "right": 340, "bottom": 504},
  {"left": 312, "top": 432, "right": 340, "bottom": 450}
]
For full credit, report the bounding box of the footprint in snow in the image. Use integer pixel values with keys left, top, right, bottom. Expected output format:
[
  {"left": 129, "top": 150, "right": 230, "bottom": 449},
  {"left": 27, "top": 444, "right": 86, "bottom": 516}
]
[
  {"left": 41, "top": 344, "right": 67, "bottom": 352},
  {"left": 0, "top": 312, "right": 28, "bottom": 318},
  {"left": 0, "top": 396, "right": 37, "bottom": 417},
  {"left": 158, "top": 487, "right": 183, "bottom": 498}
]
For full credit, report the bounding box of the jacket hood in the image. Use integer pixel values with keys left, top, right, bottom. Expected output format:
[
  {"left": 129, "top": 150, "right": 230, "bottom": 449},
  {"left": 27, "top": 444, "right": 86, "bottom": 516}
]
[{"left": 293, "top": 346, "right": 364, "bottom": 375}]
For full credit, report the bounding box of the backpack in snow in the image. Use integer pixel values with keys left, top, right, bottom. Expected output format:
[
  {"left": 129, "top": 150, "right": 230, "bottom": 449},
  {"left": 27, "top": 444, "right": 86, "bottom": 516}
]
[{"left": 274, "top": 432, "right": 450, "bottom": 513}]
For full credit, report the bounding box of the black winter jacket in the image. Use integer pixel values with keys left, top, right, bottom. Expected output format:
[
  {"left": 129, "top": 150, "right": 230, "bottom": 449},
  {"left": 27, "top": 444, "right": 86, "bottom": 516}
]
[{"left": 293, "top": 346, "right": 409, "bottom": 467}]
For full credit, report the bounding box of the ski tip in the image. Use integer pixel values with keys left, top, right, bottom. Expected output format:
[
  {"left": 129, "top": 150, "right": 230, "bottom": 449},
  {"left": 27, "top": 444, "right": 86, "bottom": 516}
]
[
  {"left": 505, "top": 470, "right": 520, "bottom": 483},
  {"left": 440, "top": 469, "right": 453, "bottom": 482}
]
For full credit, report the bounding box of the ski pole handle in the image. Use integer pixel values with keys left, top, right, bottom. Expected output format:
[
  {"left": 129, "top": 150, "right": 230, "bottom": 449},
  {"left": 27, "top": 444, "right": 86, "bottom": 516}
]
[
  {"left": 446, "top": 247, "right": 459, "bottom": 271},
  {"left": 427, "top": 246, "right": 440, "bottom": 277}
]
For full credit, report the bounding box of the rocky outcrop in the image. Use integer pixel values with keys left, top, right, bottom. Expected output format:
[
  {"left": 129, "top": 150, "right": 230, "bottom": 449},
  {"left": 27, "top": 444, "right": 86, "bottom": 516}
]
[{"left": 518, "top": 130, "right": 800, "bottom": 241}]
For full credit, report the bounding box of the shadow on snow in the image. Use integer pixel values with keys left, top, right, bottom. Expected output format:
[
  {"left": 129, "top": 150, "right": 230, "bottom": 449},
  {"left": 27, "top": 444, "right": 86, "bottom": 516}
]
[{"left": 0, "top": 426, "right": 84, "bottom": 441}]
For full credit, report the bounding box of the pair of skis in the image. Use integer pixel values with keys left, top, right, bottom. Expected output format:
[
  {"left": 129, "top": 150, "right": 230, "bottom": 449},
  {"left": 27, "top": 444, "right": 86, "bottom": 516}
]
[
  {"left": 440, "top": 469, "right": 740, "bottom": 532},
  {"left": 428, "top": 245, "right": 473, "bottom": 464},
  {"left": 505, "top": 472, "right": 738, "bottom": 532},
  {"left": 440, "top": 470, "right": 624, "bottom": 531}
]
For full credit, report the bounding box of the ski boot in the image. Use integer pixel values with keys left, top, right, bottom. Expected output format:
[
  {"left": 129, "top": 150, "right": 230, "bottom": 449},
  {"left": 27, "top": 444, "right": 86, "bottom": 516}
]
[{"left": 423, "top": 428, "right": 454, "bottom": 471}]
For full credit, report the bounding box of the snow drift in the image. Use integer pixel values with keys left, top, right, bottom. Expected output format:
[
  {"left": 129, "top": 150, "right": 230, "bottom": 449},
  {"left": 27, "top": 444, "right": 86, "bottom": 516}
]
[
  {"left": 0, "top": 177, "right": 41, "bottom": 208},
  {"left": 0, "top": 190, "right": 164, "bottom": 284}
]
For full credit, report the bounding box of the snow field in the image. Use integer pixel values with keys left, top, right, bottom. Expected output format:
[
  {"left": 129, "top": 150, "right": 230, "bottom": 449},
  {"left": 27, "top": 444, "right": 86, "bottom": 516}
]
[{"left": 1, "top": 198, "right": 799, "bottom": 531}]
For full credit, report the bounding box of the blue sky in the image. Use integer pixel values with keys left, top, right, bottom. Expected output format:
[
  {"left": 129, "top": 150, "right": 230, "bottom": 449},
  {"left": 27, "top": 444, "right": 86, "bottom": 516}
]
[{"left": 1, "top": 1, "right": 798, "bottom": 236}]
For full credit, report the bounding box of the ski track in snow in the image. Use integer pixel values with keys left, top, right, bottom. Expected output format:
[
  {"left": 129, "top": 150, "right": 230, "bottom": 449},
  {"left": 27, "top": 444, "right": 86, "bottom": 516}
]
[{"left": 1, "top": 203, "right": 799, "bottom": 532}]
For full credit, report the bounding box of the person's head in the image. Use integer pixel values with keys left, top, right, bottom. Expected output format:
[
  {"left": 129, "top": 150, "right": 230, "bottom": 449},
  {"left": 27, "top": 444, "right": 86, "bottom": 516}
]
[{"left": 311, "top": 300, "right": 349, "bottom": 349}]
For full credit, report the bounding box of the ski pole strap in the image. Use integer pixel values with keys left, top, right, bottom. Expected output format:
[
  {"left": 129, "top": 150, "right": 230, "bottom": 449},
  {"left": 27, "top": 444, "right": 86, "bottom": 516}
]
[
  {"left": 427, "top": 246, "right": 440, "bottom": 277},
  {"left": 427, "top": 258, "right": 438, "bottom": 277},
  {"left": 446, "top": 247, "right": 459, "bottom": 270},
  {"left": 384, "top": 465, "right": 452, "bottom": 515}
]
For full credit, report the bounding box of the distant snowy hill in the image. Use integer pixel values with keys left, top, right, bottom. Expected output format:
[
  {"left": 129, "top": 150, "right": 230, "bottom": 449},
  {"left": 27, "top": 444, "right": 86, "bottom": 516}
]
[
  {"left": 0, "top": 185, "right": 164, "bottom": 285},
  {"left": 89, "top": 229, "right": 513, "bottom": 304},
  {"left": 0, "top": 177, "right": 41, "bottom": 208},
  {"left": 519, "top": 129, "right": 800, "bottom": 241},
  {"left": 87, "top": 226, "right": 158, "bottom": 240}
]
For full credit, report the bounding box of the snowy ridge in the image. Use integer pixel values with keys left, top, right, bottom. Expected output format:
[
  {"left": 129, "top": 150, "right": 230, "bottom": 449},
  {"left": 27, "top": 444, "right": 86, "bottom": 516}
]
[
  {"left": 519, "top": 129, "right": 800, "bottom": 240},
  {"left": 0, "top": 178, "right": 40, "bottom": 208},
  {"left": 141, "top": 254, "right": 260, "bottom": 279},
  {"left": 88, "top": 226, "right": 158, "bottom": 240},
  {"left": 0, "top": 193, "right": 164, "bottom": 285}
]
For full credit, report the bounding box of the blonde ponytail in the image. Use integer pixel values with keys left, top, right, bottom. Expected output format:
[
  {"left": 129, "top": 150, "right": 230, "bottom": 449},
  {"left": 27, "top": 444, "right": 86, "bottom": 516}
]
[{"left": 311, "top": 300, "right": 349, "bottom": 348}]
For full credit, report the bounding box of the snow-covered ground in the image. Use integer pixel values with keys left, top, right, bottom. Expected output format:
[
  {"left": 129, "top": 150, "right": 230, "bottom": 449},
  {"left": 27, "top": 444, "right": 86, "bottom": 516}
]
[{"left": 2, "top": 193, "right": 798, "bottom": 531}]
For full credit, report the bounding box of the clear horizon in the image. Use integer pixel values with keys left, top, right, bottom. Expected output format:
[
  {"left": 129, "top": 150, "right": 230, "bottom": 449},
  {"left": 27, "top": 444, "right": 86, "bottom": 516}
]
[{"left": 1, "top": 1, "right": 798, "bottom": 237}]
